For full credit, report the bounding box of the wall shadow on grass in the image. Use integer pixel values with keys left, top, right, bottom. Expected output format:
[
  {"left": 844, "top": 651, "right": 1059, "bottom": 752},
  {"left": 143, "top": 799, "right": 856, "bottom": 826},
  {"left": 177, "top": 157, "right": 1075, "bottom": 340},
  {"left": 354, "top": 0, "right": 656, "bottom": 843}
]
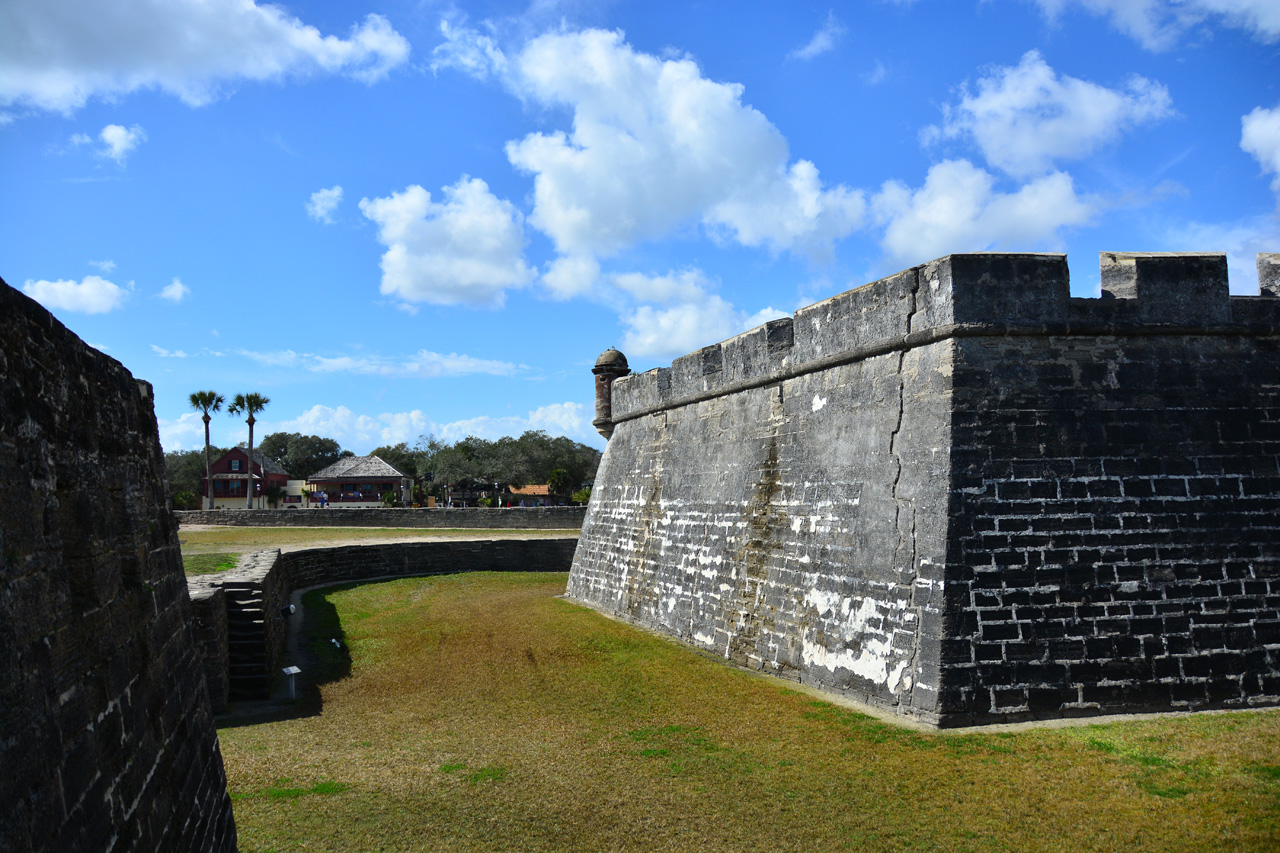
[{"left": 218, "top": 586, "right": 353, "bottom": 730}]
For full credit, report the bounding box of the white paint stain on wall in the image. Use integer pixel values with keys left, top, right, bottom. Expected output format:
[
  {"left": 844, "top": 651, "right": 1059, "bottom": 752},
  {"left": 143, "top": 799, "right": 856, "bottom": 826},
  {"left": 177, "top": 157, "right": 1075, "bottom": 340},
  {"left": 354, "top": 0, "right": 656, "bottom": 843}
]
[
  {"left": 812, "top": 394, "right": 827, "bottom": 412},
  {"left": 800, "top": 590, "right": 910, "bottom": 694}
]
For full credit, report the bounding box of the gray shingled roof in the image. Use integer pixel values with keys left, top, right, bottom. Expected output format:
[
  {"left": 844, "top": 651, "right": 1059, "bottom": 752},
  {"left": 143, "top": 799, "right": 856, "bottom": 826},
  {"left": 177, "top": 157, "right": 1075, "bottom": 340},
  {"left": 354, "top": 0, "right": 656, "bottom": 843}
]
[
  {"left": 211, "top": 448, "right": 290, "bottom": 478},
  {"left": 308, "top": 454, "right": 408, "bottom": 481}
]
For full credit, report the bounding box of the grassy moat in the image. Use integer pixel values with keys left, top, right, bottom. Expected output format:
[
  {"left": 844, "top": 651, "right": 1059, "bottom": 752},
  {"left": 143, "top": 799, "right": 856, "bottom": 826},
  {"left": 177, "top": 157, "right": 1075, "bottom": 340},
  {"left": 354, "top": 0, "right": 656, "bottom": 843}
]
[{"left": 215, "top": 570, "right": 1280, "bottom": 852}]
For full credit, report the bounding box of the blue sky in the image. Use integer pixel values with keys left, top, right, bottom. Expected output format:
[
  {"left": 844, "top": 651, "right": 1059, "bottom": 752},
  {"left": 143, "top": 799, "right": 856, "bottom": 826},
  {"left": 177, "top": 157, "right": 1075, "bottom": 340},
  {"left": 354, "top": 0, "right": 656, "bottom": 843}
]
[{"left": 2, "top": 1, "right": 1277, "bottom": 455}]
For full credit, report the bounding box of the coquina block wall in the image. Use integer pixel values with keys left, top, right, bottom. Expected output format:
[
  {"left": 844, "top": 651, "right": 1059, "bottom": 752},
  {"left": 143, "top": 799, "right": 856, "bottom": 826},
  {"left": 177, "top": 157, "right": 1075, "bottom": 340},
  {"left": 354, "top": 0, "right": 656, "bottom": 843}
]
[
  {"left": 189, "top": 538, "right": 579, "bottom": 704},
  {"left": 176, "top": 506, "right": 587, "bottom": 529},
  {"left": 0, "top": 281, "right": 236, "bottom": 851},
  {"left": 569, "top": 252, "right": 1280, "bottom": 727}
]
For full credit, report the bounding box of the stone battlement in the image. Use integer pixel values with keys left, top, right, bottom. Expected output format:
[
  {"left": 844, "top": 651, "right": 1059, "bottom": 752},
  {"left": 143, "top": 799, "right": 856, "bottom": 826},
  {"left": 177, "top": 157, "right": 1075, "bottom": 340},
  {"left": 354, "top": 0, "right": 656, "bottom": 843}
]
[
  {"left": 610, "top": 253, "right": 1280, "bottom": 426},
  {"left": 570, "top": 251, "right": 1280, "bottom": 728}
]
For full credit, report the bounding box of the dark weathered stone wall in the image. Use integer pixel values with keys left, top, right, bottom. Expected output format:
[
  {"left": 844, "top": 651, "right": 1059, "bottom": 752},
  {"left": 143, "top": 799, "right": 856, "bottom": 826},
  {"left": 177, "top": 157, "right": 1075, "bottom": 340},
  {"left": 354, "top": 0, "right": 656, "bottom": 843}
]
[
  {"left": 941, "top": 331, "right": 1280, "bottom": 723},
  {"left": 569, "top": 252, "right": 1280, "bottom": 726},
  {"left": 176, "top": 506, "right": 586, "bottom": 529},
  {"left": 188, "top": 586, "right": 229, "bottom": 714},
  {"left": 0, "top": 281, "right": 236, "bottom": 851},
  {"left": 189, "top": 538, "right": 578, "bottom": 700}
]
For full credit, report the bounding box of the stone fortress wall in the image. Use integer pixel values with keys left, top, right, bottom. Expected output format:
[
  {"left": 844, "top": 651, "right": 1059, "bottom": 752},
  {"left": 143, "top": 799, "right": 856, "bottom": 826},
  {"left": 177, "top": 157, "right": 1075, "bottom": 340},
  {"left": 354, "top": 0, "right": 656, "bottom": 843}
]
[
  {"left": 0, "top": 281, "right": 236, "bottom": 852},
  {"left": 189, "top": 538, "right": 579, "bottom": 707},
  {"left": 177, "top": 506, "right": 587, "bottom": 529},
  {"left": 569, "top": 252, "right": 1280, "bottom": 727}
]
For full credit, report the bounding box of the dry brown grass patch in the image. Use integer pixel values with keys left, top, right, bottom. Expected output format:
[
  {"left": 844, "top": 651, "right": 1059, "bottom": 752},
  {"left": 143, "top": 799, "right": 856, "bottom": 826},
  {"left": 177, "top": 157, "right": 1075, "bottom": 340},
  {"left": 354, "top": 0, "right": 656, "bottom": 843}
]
[{"left": 218, "top": 572, "right": 1280, "bottom": 852}]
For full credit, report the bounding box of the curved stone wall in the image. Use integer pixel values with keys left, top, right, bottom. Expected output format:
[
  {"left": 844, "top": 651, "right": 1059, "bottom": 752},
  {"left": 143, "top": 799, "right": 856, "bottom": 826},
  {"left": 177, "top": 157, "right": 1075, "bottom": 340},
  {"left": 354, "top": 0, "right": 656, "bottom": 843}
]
[
  {"left": 188, "top": 538, "right": 578, "bottom": 704},
  {"left": 176, "top": 506, "right": 587, "bottom": 529}
]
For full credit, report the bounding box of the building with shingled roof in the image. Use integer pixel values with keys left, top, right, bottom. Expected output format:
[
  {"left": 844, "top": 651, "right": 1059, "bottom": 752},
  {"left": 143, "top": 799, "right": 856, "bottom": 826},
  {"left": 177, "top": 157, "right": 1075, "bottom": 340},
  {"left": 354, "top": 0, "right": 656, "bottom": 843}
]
[
  {"left": 306, "top": 455, "right": 412, "bottom": 507},
  {"left": 200, "top": 448, "right": 292, "bottom": 509}
]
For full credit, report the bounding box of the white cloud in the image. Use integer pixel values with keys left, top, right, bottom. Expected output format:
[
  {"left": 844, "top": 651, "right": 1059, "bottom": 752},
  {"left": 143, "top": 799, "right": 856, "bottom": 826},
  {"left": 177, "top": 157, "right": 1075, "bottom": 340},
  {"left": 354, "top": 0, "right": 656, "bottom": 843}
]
[
  {"left": 307, "top": 185, "right": 343, "bottom": 223},
  {"left": 872, "top": 159, "right": 1096, "bottom": 268},
  {"left": 621, "top": 298, "right": 743, "bottom": 358},
  {"left": 160, "top": 277, "right": 190, "bottom": 302},
  {"left": 157, "top": 411, "right": 206, "bottom": 451},
  {"left": 430, "top": 20, "right": 507, "bottom": 79},
  {"left": 359, "top": 177, "right": 534, "bottom": 307},
  {"left": 1242, "top": 104, "right": 1280, "bottom": 193},
  {"left": 89, "top": 259, "right": 115, "bottom": 272},
  {"left": 541, "top": 255, "right": 601, "bottom": 299},
  {"left": 432, "top": 26, "right": 866, "bottom": 268},
  {"left": 150, "top": 344, "right": 188, "bottom": 358},
  {"left": 527, "top": 402, "right": 589, "bottom": 435},
  {"left": 612, "top": 269, "right": 710, "bottom": 305},
  {"left": 22, "top": 274, "right": 128, "bottom": 313},
  {"left": 235, "top": 347, "right": 522, "bottom": 378},
  {"left": 434, "top": 402, "right": 595, "bottom": 445},
  {"left": 789, "top": 12, "right": 846, "bottom": 60},
  {"left": 272, "top": 402, "right": 597, "bottom": 451},
  {"left": 744, "top": 305, "right": 792, "bottom": 328},
  {"left": 0, "top": 1, "right": 410, "bottom": 115},
  {"left": 1195, "top": 0, "right": 1280, "bottom": 40},
  {"left": 613, "top": 268, "right": 783, "bottom": 358},
  {"left": 925, "top": 51, "right": 1173, "bottom": 178},
  {"left": 273, "top": 405, "right": 390, "bottom": 450},
  {"left": 1027, "top": 1, "right": 1280, "bottom": 50},
  {"left": 98, "top": 124, "right": 145, "bottom": 164}
]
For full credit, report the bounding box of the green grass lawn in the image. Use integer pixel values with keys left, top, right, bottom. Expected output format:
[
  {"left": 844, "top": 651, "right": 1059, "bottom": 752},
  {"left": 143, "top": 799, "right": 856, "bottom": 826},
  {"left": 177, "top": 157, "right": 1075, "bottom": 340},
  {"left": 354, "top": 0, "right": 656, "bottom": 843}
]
[
  {"left": 183, "top": 551, "right": 240, "bottom": 575},
  {"left": 218, "top": 572, "right": 1280, "bottom": 852}
]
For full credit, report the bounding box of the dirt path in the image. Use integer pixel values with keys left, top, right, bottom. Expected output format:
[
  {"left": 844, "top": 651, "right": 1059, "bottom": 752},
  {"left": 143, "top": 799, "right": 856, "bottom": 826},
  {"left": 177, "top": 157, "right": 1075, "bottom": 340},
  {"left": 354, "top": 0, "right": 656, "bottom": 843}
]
[{"left": 178, "top": 525, "right": 578, "bottom": 556}]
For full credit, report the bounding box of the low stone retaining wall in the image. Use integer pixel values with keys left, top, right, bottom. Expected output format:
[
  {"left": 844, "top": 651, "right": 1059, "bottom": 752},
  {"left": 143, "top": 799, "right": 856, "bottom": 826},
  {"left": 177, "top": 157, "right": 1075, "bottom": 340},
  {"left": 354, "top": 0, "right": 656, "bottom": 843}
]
[
  {"left": 188, "top": 538, "right": 579, "bottom": 704},
  {"left": 177, "top": 506, "right": 587, "bottom": 529}
]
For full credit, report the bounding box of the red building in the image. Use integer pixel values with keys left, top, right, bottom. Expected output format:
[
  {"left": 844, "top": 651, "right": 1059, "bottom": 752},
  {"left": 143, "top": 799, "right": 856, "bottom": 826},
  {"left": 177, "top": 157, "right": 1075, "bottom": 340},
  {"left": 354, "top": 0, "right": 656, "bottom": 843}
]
[{"left": 200, "top": 448, "right": 291, "bottom": 509}]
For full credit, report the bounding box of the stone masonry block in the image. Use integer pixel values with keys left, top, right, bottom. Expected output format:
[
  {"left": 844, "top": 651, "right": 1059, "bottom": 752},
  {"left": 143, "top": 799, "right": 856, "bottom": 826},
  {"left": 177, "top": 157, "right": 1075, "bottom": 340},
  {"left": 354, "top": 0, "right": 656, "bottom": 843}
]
[{"left": 1100, "top": 251, "right": 1229, "bottom": 322}]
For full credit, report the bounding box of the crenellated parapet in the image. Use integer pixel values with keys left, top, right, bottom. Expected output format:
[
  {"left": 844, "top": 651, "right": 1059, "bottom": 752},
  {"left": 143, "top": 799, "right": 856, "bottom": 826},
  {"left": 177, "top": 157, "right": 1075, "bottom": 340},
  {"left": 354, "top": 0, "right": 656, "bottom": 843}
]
[
  {"left": 610, "top": 252, "right": 1280, "bottom": 425},
  {"left": 571, "top": 251, "right": 1280, "bottom": 728}
]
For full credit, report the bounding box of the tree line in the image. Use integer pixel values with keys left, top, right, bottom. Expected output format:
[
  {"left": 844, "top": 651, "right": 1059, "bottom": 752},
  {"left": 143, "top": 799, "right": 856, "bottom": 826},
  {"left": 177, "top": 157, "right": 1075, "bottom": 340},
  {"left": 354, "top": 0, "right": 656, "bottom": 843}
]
[{"left": 166, "top": 427, "right": 601, "bottom": 507}]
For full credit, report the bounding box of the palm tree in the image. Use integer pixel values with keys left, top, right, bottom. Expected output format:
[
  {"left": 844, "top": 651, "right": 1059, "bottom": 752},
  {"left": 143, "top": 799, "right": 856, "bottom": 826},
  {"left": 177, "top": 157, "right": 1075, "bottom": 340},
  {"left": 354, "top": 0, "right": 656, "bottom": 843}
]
[
  {"left": 547, "top": 468, "right": 571, "bottom": 504},
  {"left": 188, "top": 390, "right": 224, "bottom": 510},
  {"left": 228, "top": 393, "right": 270, "bottom": 509}
]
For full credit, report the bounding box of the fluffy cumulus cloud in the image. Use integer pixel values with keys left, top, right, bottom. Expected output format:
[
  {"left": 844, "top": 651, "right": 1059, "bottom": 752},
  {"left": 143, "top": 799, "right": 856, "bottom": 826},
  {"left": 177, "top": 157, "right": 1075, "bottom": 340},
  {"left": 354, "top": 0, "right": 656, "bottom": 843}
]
[
  {"left": 235, "top": 347, "right": 521, "bottom": 378},
  {"left": 1027, "top": 0, "right": 1280, "bottom": 50},
  {"left": 872, "top": 159, "right": 1096, "bottom": 268},
  {"left": 788, "top": 12, "right": 846, "bottom": 60},
  {"left": 99, "top": 123, "right": 146, "bottom": 164},
  {"left": 0, "top": 0, "right": 409, "bottom": 115},
  {"left": 158, "top": 411, "right": 206, "bottom": 451},
  {"left": 22, "top": 274, "right": 128, "bottom": 313},
  {"left": 268, "top": 402, "right": 596, "bottom": 451},
  {"left": 272, "top": 405, "right": 415, "bottom": 450},
  {"left": 541, "top": 255, "right": 601, "bottom": 300},
  {"left": 926, "top": 51, "right": 1173, "bottom": 178},
  {"left": 160, "top": 277, "right": 190, "bottom": 302},
  {"left": 613, "top": 268, "right": 788, "bottom": 358},
  {"left": 307, "top": 185, "right": 343, "bottom": 223},
  {"left": 1242, "top": 104, "right": 1280, "bottom": 193},
  {"left": 436, "top": 25, "right": 864, "bottom": 269},
  {"left": 434, "top": 403, "right": 594, "bottom": 444},
  {"left": 359, "top": 178, "right": 534, "bottom": 307}
]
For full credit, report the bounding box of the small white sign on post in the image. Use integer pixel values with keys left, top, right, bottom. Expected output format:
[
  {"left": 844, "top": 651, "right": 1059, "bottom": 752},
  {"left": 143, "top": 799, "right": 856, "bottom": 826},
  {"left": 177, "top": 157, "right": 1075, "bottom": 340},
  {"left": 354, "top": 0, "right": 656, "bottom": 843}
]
[{"left": 282, "top": 665, "right": 302, "bottom": 700}]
